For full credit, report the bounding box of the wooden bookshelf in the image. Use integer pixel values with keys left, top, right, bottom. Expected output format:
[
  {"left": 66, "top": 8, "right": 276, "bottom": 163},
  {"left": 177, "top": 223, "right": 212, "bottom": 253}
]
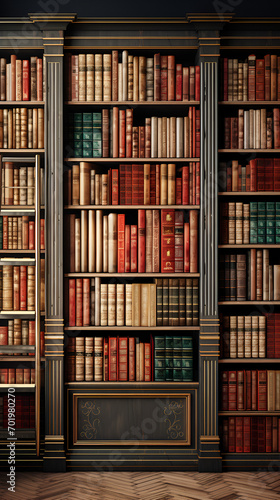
[
  {"left": 65, "top": 157, "right": 200, "bottom": 162},
  {"left": 219, "top": 192, "right": 280, "bottom": 196},
  {"left": 64, "top": 205, "right": 200, "bottom": 210},
  {"left": 66, "top": 100, "right": 200, "bottom": 106}
]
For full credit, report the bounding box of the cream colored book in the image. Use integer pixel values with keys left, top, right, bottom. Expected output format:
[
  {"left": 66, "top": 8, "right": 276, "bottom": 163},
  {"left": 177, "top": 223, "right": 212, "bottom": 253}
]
[
  {"left": 88, "top": 210, "right": 96, "bottom": 272},
  {"left": 94, "top": 277, "right": 101, "bottom": 326},
  {"left": 169, "top": 116, "right": 176, "bottom": 158},
  {"left": 74, "top": 217, "right": 81, "bottom": 272},
  {"left": 100, "top": 283, "right": 108, "bottom": 326},
  {"left": 176, "top": 117, "right": 184, "bottom": 158},
  {"left": 103, "top": 53, "right": 112, "bottom": 101},
  {"left": 108, "top": 283, "right": 116, "bottom": 326},
  {"left": 133, "top": 56, "right": 139, "bottom": 102},
  {"left": 95, "top": 210, "right": 103, "bottom": 273},
  {"left": 103, "top": 215, "right": 108, "bottom": 273},
  {"left": 125, "top": 284, "right": 132, "bottom": 326},
  {"left": 108, "top": 213, "right": 117, "bottom": 272},
  {"left": 116, "top": 283, "right": 124, "bottom": 326},
  {"left": 86, "top": 53, "right": 94, "bottom": 101},
  {"left": 160, "top": 163, "right": 167, "bottom": 205},
  {"left": 80, "top": 162, "right": 91, "bottom": 205},
  {"left": 78, "top": 54, "right": 86, "bottom": 101},
  {"left": 132, "top": 283, "right": 141, "bottom": 326},
  {"left": 94, "top": 54, "right": 103, "bottom": 101},
  {"left": 81, "top": 210, "right": 88, "bottom": 272}
]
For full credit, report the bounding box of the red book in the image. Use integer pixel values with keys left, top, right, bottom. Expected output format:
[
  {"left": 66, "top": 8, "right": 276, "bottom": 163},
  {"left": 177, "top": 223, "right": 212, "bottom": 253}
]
[
  {"left": 275, "top": 313, "right": 280, "bottom": 358},
  {"left": 156, "top": 164, "right": 160, "bottom": 205},
  {"left": 246, "top": 370, "right": 252, "bottom": 410},
  {"left": 40, "top": 219, "right": 45, "bottom": 250},
  {"left": 9, "top": 368, "right": 15, "bottom": 384},
  {"left": 221, "top": 371, "right": 229, "bottom": 410},
  {"left": 40, "top": 330, "right": 45, "bottom": 357},
  {"left": 150, "top": 165, "right": 156, "bottom": 205},
  {"left": 266, "top": 417, "right": 272, "bottom": 453},
  {"left": 195, "top": 66, "right": 200, "bottom": 102},
  {"left": 109, "top": 337, "right": 118, "bottom": 381},
  {"left": 22, "top": 60, "right": 30, "bottom": 101},
  {"left": 231, "top": 117, "right": 238, "bottom": 149},
  {"left": 160, "top": 55, "right": 168, "bottom": 101},
  {"left": 189, "top": 210, "right": 198, "bottom": 273},
  {"left": 228, "top": 417, "right": 236, "bottom": 453},
  {"left": 126, "top": 109, "right": 133, "bottom": 158},
  {"left": 175, "top": 64, "right": 182, "bottom": 101},
  {"left": 195, "top": 163, "right": 200, "bottom": 205},
  {"left": 112, "top": 169, "right": 118, "bottom": 205},
  {"left": 236, "top": 416, "right": 244, "bottom": 453},
  {"left": 251, "top": 416, "right": 258, "bottom": 452},
  {"left": 125, "top": 164, "right": 132, "bottom": 205},
  {"left": 76, "top": 278, "right": 83, "bottom": 327},
  {"left": 184, "top": 222, "right": 190, "bottom": 272},
  {"left": 36, "top": 58, "right": 43, "bottom": 101},
  {"left": 71, "top": 55, "right": 79, "bottom": 101},
  {"left": 132, "top": 164, "right": 138, "bottom": 205},
  {"left": 182, "top": 166, "right": 189, "bottom": 205},
  {"left": 266, "top": 313, "right": 275, "bottom": 359},
  {"left": 139, "top": 126, "right": 145, "bottom": 158},
  {"left": 193, "top": 106, "right": 196, "bottom": 157},
  {"left": 117, "top": 214, "right": 125, "bottom": 273},
  {"left": 129, "top": 337, "right": 135, "bottom": 381},
  {"left": 237, "top": 370, "right": 245, "bottom": 410},
  {"left": 119, "top": 164, "right": 126, "bottom": 205},
  {"left": 161, "top": 209, "right": 175, "bottom": 272},
  {"left": 167, "top": 55, "right": 175, "bottom": 101},
  {"left": 130, "top": 225, "right": 138, "bottom": 272},
  {"left": 2, "top": 216, "right": 8, "bottom": 250},
  {"left": 118, "top": 337, "right": 128, "bottom": 381},
  {"left": 103, "top": 338, "right": 109, "bottom": 381},
  {"left": 138, "top": 209, "right": 146, "bottom": 273},
  {"left": 274, "top": 159, "right": 280, "bottom": 191},
  {"left": 278, "top": 56, "right": 280, "bottom": 101},
  {"left": 82, "top": 278, "right": 90, "bottom": 326},
  {"left": 0, "top": 326, "right": 8, "bottom": 354},
  {"left": 189, "top": 66, "right": 195, "bottom": 101},
  {"left": 13, "top": 266, "right": 20, "bottom": 311},
  {"left": 29, "top": 221, "right": 35, "bottom": 250},
  {"left": 10, "top": 54, "right": 16, "bottom": 102},
  {"left": 228, "top": 371, "right": 237, "bottom": 411},
  {"left": 20, "top": 265, "right": 27, "bottom": 311},
  {"left": 144, "top": 343, "right": 151, "bottom": 381},
  {"left": 264, "top": 54, "right": 271, "bottom": 101},
  {"left": 0, "top": 368, "right": 8, "bottom": 383},
  {"left": 175, "top": 178, "right": 182, "bottom": 205},
  {"left": 113, "top": 106, "right": 119, "bottom": 158},
  {"left": 223, "top": 58, "right": 228, "bottom": 101},
  {"left": 265, "top": 159, "right": 274, "bottom": 191},
  {"left": 257, "top": 370, "right": 267, "bottom": 411},
  {"left": 243, "top": 416, "right": 251, "bottom": 452},
  {"left": 256, "top": 59, "right": 265, "bottom": 101},
  {"left": 258, "top": 417, "right": 266, "bottom": 453},
  {"left": 183, "top": 67, "right": 189, "bottom": 101},
  {"left": 28, "top": 321, "right": 35, "bottom": 356},
  {"left": 138, "top": 165, "right": 144, "bottom": 204},
  {"left": 250, "top": 159, "right": 257, "bottom": 191},
  {"left": 188, "top": 107, "right": 193, "bottom": 158},
  {"left": 246, "top": 164, "right": 251, "bottom": 191},
  {"left": 125, "top": 225, "right": 131, "bottom": 272},
  {"left": 119, "top": 109, "right": 126, "bottom": 158},
  {"left": 251, "top": 370, "right": 257, "bottom": 410},
  {"left": 68, "top": 279, "right": 76, "bottom": 326},
  {"left": 154, "top": 53, "right": 161, "bottom": 101},
  {"left": 273, "top": 108, "right": 280, "bottom": 148}
]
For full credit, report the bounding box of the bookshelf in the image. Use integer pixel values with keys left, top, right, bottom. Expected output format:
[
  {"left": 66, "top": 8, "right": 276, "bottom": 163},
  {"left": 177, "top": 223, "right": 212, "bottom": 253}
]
[{"left": 0, "top": 12, "right": 280, "bottom": 473}]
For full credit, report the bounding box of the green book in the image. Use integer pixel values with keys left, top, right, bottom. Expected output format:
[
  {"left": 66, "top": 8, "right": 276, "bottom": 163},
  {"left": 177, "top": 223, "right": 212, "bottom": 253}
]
[
  {"left": 266, "top": 202, "right": 275, "bottom": 243},
  {"left": 165, "top": 336, "right": 173, "bottom": 381},
  {"left": 92, "top": 112, "right": 102, "bottom": 158},
  {"left": 276, "top": 202, "right": 280, "bottom": 243},
  {"left": 257, "top": 201, "right": 266, "bottom": 244},
  {"left": 250, "top": 202, "right": 258, "bottom": 243},
  {"left": 154, "top": 336, "right": 165, "bottom": 381}
]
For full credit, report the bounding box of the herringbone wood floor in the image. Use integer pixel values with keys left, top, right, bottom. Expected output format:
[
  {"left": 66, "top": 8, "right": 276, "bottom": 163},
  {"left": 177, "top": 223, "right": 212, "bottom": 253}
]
[{"left": 0, "top": 471, "right": 280, "bottom": 500}]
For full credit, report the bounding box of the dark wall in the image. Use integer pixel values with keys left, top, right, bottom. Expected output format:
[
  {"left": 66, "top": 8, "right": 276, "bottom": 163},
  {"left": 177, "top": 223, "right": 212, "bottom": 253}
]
[{"left": 1, "top": 0, "right": 280, "bottom": 17}]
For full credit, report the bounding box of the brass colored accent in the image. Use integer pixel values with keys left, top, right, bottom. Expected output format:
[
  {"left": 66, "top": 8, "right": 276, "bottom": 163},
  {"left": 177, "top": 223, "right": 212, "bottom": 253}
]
[
  {"left": 65, "top": 35, "right": 196, "bottom": 40},
  {"left": 63, "top": 46, "right": 198, "bottom": 50},
  {"left": 43, "top": 54, "right": 64, "bottom": 57}
]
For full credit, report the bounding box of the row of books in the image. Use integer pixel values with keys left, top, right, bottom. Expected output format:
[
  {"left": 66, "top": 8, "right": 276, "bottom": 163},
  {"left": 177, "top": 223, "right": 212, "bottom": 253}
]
[
  {"left": 220, "top": 314, "right": 280, "bottom": 359},
  {"left": 219, "top": 159, "right": 280, "bottom": 192},
  {"left": 0, "top": 321, "right": 44, "bottom": 356},
  {"left": 0, "top": 368, "right": 35, "bottom": 384},
  {"left": 218, "top": 251, "right": 280, "bottom": 301},
  {"left": 0, "top": 56, "right": 44, "bottom": 102},
  {"left": 1, "top": 163, "right": 45, "bottom": 206},
  {"left": 224, "top": 108, "right": 280, "bottom": 149},
  {"left": 69, "top": 108, "right": 200, "bottom": 158},
  {"left": 65, "top": 162, "right": 200, "bottom": 206},
  {"left": 0, "top": 216, "right": 45, "bottom": 250},
  {"left": 65, "top": 51, "right": 200, "bottom": 102},
  {"left": 67, "top": 336, "right": 154, "bottom": 382},
  {"left": 154, "top": 336, "right": 193, "bottom": 381},
  {"left": 0, "top": 261, "right": 45, "bottom": 311},
  {"left": 0, "top": 395, "right": 35, "bottom": 429},
  {"left": 221, "top": 55, "right": 280, "bottom": 102},
  {"left": 0, "top": 108, "right": 44, "bottom": 149},
  {"left": 65, "top": 209, "right": 198, "bottom": 274},
  {"left": 66, "top": 278, "right": 199, "bottom": 327},
  {"left": 221, "top": 370, "right": 280, "bottom": 411},
  {"left": 220, "top": 417, "right": 280, "bottom": 453},
  {"left": 220, "top": 202, "right": 280, "bottom": 245}
]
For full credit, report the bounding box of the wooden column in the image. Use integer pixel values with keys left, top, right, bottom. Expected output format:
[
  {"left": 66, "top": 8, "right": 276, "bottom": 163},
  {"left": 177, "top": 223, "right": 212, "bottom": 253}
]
[
  {"left": 187, "top": 14, "right": 232, "bottom": 472},
  {"left": 29, "top": 13, "right": 76, "bottom": 472}
]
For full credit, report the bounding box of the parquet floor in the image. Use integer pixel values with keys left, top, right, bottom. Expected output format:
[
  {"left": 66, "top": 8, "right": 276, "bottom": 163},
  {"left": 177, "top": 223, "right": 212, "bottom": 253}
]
[{"left": 0, "top": 471, "right": 280, "bottom": 500}]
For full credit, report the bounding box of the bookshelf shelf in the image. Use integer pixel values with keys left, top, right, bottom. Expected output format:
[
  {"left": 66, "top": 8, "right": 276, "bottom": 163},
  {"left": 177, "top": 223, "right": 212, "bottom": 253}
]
[
  {"left": 219, "top": 411, "right": 280, "bottom": 416},
  {"left": 65, "top": 381, "right": 200, "bottom": 387},
  {"left": 218, "top": 358, "right": 280, "bottom": 364},
  {"left": 218, "top": 244, "right": 280, "bottom": 249},
  {"left": 219, "top": 101, "right": 280, "bottom": 106},
  {"left": 65, "top": 326, "right": 200, "bottom": 331},
  {"left": 0, "top": 384, "right": 35, "bottom": 391},
  {"left": 65, "top": 100, "right": 200, "bottom": 106},
  {"left": 0, "top": 101, "right": 44, "bottom": 106},
  {"left": 64, "top": 205, "right": 200, "bottom": 210},
  {"left": 65, "top": 157, "right": 200, "bottom": 162},
  {"left": 0, "top": 345, "right": 35, "bottom": 353},
  {"left": 64, "top": 272, "right": 200, "bottom": 278},
  {"left": 0, "top": 356, "right": 45, "bottom": 362},
  {"left": 0, "top": 149, "right": 45, "bottom": 153},
  {"left": 218, "top": 149, "right": 280, "bottom": 153},
  {"left": 0, "top": 311, "right": 35, "bottom": 318},
  {"left": 218, "top": 301, "right": 280, "bottom": 305},
  {"left": 218, "top": 192, "right": 280, "bottom": 196},
  {"left": 0, "top": 250, "right": 45, "bottom": 254}
]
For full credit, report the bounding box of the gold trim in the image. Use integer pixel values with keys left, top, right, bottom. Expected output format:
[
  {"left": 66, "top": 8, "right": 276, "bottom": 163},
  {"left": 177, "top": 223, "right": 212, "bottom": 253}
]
[
  {"left": 72, "top": 392, "right": 191, "bottom": 446},
  {"left": 200, "top": 436, "right": 220, "bottom": 441},
  {"left": 64, "top": 46, "right": 198, "bottom": 50},
  {"left": 45, "top": 435, "right": 64, "bottom": 440},
  {"left": 65, "top": 36, "right": 197, "bottom": 40},
  {"left": 221, "top": 46, "right": 280, "bottom": 50},
  {"left": 43, "top": 37, "right": 64, "bottom": 40},
  {"left": 43, "top": 54, "right": 64, "bottom": 57},
  {"left": 200, "top": 335, "right": 220, "bottom": 339}
]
